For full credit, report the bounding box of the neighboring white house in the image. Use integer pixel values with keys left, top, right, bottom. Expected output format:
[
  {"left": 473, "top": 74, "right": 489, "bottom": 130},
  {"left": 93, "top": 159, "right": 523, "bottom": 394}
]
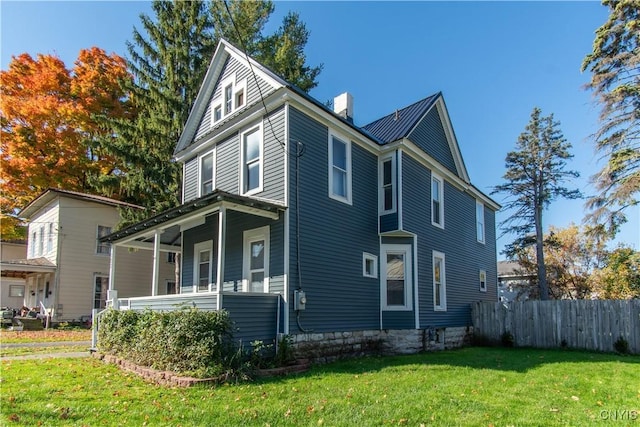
[
  {"left": 0, "top": 189, "right": 176, "bottom": 322},
  {"left": 0, "top": 239, "right": 28, "bottom": 308}
]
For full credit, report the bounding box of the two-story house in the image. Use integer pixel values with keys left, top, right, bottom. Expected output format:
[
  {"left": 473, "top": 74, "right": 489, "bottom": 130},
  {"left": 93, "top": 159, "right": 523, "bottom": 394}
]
[
  {"left": 0, "top": 189, "right": 176, "bottom": 322},
  {"left": 102, "top": 39, "right": 499, "bottom": 354}
]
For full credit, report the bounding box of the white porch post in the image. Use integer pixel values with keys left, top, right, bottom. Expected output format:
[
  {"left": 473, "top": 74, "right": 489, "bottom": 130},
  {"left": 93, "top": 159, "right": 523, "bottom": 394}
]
[
  {"left": 216, "top": 207, "right": 226, "bottom": 309},
  {"left": 152, "top": 229, "right": 161, "bottom": 296}
]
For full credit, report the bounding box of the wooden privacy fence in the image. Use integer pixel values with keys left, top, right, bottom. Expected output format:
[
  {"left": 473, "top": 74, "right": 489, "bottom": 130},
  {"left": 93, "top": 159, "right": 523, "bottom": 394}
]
[{"left": 471, "top": 300, "right": 640, "bottom": 354}]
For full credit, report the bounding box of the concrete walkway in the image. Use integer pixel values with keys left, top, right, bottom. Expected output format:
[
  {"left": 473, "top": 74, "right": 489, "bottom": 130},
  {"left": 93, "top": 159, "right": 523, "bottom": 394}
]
[{"left": 0, "top": 341, "right": 93, "bottom": 361}]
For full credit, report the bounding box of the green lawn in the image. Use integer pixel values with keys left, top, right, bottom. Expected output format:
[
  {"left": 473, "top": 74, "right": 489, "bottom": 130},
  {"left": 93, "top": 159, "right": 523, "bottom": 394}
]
[
  {"left": 0, "top": 329, "right": 91, "bottom": 344},
  {"left": 1, "top": 347, "right": 638, "bottom": 426}
]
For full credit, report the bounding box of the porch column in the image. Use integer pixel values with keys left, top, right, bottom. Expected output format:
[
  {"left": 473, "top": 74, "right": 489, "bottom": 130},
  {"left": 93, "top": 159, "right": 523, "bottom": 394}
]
[
  {"left": 216, "top": 207, "right": 226, "bottom": 297},
  {"left": 151, "top": 229, "right": 161, "bottom": 296},
  {"left": 108, "top": 244, "right": 117, "bottom": 291}
]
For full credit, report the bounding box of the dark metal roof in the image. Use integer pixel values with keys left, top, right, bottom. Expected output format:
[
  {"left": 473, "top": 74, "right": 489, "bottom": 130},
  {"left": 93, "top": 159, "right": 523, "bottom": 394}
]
[
  {"left": 101, "top": 190, "right": 286, "bottom": 243},
  {"left": 362, "top": 93, "right": 440, "bottom": 144}
]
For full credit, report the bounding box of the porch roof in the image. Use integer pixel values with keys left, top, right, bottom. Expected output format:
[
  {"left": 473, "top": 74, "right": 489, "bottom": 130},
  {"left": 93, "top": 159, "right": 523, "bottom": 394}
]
[
  {"left": 0, "top": 257, "right": 56, "bottom": 278},
  {"left": 101, "top": 190, "right": 286, "bottom": 245}
]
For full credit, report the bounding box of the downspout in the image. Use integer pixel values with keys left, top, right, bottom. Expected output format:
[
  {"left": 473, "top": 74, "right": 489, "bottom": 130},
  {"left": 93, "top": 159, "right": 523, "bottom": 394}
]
[{"left": 53, "top": 222, "right": 63, "bottom": 322}]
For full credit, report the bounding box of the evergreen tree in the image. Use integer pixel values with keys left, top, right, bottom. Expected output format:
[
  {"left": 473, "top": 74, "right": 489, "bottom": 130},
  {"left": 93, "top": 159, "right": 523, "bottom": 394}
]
[
  {"left": 582, "top": 0, "right": 640, "bottom": 237},
  {"left": 103, "top": 0, "right": 322, "bottom": 224},
  {"left": 493, "top": 108, "right": 581, "bottom": 300}
]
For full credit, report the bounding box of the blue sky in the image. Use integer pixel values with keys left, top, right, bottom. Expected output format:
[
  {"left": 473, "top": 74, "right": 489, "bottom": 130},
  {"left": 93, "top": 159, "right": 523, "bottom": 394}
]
[{"left": 1, "top": 1, "right": 638, "bottom": 256}]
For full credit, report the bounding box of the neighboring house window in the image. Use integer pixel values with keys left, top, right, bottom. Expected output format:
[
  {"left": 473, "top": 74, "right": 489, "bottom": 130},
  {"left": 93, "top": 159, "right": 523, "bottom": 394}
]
[
  {"left": 431, "top": 173, "right": 444, "bottom": 228},
  {"left": 93, "top": 275, "right": 109, "bottom": 310},
  {"left": 193, "top": 241, "right": 213, "bottom": 292},
  {"left": 38, "top": 226, "right": 44, "bottom": 256},
  {"left": 380, "top": 155, "right": 396, "bottom": 213},
  {"left": 241, "top": 124, "right": 263, "bottom": 195},
  {"left": 381, "top": 244, "right": 412, "bottom": 310},
  {"left": 167, "top": 252, "right": 177, "bottom": 264},
  {"left": 200, "top": 150, "right": 215, "bottom": 196},
  {"left": 47, "top": 223, "right": 54, "bottom": 253},
  {"left": 96, "top": 225, "right": 112, "bottom": 255},
  {"left": 328, "top": 132, "right": 352, "bottom": 204},
  {"left": 166, "top": 281, "right": 177, "bottom": 295},
  {"left": 433, "top": 251, "right": 447, "bottom": 311},
  {"left": 479, "top": 269, "right": 487, "bottom": 292},
  {"left": 363, "top": 252, "right": 378, "bottom": 278},
  {"left": 31, "top": 231, "right": 36, "bottom": 257},
  {"left": 9, "top": 285, "right": 25, "bottom": 297},
  {"left": 476, "top": 200, "right": 485, "bottom": 243},
  {"left": 243, "top": 226, "right": 270, "bottom": 293}
]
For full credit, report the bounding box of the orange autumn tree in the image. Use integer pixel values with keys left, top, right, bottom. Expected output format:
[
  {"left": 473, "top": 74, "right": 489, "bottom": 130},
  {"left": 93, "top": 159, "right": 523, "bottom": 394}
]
[{"left": 0, "top": 48, "right": 133, "bottom": 239}]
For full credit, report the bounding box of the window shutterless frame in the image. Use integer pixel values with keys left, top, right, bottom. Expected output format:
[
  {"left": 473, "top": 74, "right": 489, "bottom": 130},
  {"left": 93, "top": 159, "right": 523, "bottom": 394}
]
[{"left": 328, "top": 131, "right": 352, "bottom": 204}]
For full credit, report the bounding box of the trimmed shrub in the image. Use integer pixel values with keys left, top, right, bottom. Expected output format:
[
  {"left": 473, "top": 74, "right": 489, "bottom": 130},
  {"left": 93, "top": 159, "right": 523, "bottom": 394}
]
[{"left": 97, "top": 308, "right": 235, "bottom": 378}]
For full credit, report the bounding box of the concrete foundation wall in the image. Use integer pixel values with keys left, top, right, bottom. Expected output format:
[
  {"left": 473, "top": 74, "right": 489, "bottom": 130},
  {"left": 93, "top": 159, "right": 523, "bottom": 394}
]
[{"left": 291, "top": 326, "right": 473, "bottom": 363}]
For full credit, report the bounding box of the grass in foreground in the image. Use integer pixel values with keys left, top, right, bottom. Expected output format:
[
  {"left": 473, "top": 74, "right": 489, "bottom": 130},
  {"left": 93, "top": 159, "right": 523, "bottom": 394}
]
[
  {"left": 0, "top": 345, "right": 90, "bottom": 357},
  {"left": 0, "top": 329, "right": 91, "bottom": 344},
  {"left": 1, "top": 347, "right": 639, "bottom": 426}
]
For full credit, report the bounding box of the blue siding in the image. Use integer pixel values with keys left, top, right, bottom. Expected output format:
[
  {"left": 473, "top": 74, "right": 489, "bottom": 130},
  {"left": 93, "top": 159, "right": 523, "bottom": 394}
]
[
  {"left": 223, "top": 293, "right": 281, "bottom": 344},
  {"left": 288, "top": 107, "right": 380, "bottom": 333},
  {"left": 407, "top": 108, "right": 458, "bottom": 177},
  {"left": 379, "top": 213, "right": 398, "bottom": 233},
  {"left": 402, "top": 154, "right": 497, "bottom": 328},
  {"left": 382, "top": 311, "right": 414, "bottom": 329},
  {"left": 216, "top": 134, "right": 239, "bottom": 194},
  {"left": 183, "top": 157, "right": 198, "bottom": 202},
  {"left": 181, "top": 214, "right": 218, "bottom": 292}
]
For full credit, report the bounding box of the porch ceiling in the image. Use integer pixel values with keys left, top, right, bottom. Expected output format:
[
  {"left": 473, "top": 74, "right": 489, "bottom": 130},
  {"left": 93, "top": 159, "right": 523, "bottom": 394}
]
[
  {"left": 0, "top": 258, "right": 56, "bottom": 278},
  {"left": 102, "top": 190, "right": 286, "bottom": 245}
]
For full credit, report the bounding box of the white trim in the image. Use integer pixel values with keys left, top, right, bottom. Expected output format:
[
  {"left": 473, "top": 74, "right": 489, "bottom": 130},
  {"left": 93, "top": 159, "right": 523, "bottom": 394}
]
[
  {"left": 380, "top": 244, "right": 412, "bottom": 311},
  {"left": 476, "top": 200, "right": 485, "bottom": 244},
  {"left": 431, "top": 173, "right": 445, "bottom": 229},
  {"left": 151, "top": 229, "right": 161, "bottom": 296},
  {"left": 242, "top": 226, "right": 270, "bottom": 293},
  {"left": 479, "top": 269, "right": 487, "bottom": 292},
  {"left": 328, "top": 131, "right": 352, "bottom": 205},
  {"left": 216, "top": 207, "right": 226, "bottom": 293},
  {"left": 379, "top": 152, "right": 397, "bottom": 215},
  {"left": 398, "top": 150, "right": 403, "bottom": 230},
  {"left": 198, "top": 148, "right": 216, "bottom": 197},
  {"left": 234, "top": 78, "right": 247, "bottom": 110},
  {"left": 193, "top": 240, "right": 213, "bottom": 293},
  {"left": 240, "top": 122, "right": 264, "bottom": 196},
  {"left": 363, "top": 252, "right": 378, "bottom": 278},
  {"left": 433, "top": 250, "right": 447, "bottom": 311},
  {"left": 413, "top": 235, "right": 420, "bottom": 328},
  {"left": 283, "top": 102, "right": 290, "bottom": 334}
]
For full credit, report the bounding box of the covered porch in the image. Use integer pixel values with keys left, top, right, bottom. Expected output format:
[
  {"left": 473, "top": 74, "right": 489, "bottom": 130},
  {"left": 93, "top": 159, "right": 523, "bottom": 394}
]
[{"left": 102, "top": 190, "right": 287, "bottom": 328}]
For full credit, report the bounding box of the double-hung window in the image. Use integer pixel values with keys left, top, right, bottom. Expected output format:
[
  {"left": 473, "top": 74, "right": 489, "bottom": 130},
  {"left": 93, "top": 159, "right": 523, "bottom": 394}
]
[
  {"left": 431, "top": 173, "right": 444, "bottom": 228},
  {"left": 241, "top": 124, "right": 263, "bottom": 195},
  {"left": 328, "top": 133, "right": 352, "bottom": 204},
  {"left": 212, "top": 75, "right": 247, "bottom": 125},
  {"left": 200, "top": 150, "right": 215, "bottom": 196},
  {"left": 224, "top": 84, "right": 233, "bottom": 115},
  {"left": 47, "top": 223, "right": 54, "bottom": 253},
  {"left": 476, "top": 200, "right": 485, "bottom": 243},
  {"left": 479, "top": 269, "right": 487, "bottom": 292},
  {"left": 38, "top": 226, "right": 44, "bottom": 256},
  {"left": 193, "top": 241, "right": 213, "bottom": 292},
  {"left": 243, "top": 226, "right": 270, "bottom": 293},
  {"left": 30, "top": 231, "right": 36, "bottom": 257},
  {"left": 380, "top": 155, "right": 396, "bottom": 213},
  {"left": 433, "top": 251, "right": 446, "bottom": 311},
  {"left": 381, "top": 244, "right": 412, "bottom": 310},
  {"left": 96, "top": 225, "right": 112, "bottom": 255}
]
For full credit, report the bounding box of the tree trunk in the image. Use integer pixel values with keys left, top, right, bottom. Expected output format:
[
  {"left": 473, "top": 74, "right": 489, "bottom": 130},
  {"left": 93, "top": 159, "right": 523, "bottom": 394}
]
[{"left": 534, "top": 204, "right": 549, "bottom": 300}]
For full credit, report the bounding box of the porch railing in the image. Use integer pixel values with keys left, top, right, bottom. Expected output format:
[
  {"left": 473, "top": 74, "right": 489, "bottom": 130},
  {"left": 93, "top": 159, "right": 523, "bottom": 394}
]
[{"left": 117, "top": 292, "right": 220, "bottom": 312}]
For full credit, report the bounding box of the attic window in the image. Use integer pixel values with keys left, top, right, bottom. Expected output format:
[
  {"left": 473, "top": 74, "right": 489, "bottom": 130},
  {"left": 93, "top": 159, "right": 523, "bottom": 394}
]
[
  {"left": 213, "top": 105, "right": 222, "bottom": 123},
  {"left": 211, "top": 75, "right": 247, "bottom": 126},
  {"left": 235, "top": 88, "right": 245, "bottom": 109},
  {"left": 224, "top": 84, "right": 233, "bottom": 115}
]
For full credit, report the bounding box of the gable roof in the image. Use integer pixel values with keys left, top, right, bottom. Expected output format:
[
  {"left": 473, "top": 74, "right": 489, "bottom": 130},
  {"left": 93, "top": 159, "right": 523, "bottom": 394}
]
[
  {"left": 20, "top": 188, "right": 143, "bottom": 219},
  {"left": 362, "top": 93, "right": 440, "bottom": 144}
]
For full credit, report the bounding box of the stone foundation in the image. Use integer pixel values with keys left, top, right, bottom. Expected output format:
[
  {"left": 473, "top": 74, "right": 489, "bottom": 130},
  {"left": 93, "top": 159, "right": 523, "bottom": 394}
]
[{"left": 291, "top": 326, "right": 473, "bottom": 364}]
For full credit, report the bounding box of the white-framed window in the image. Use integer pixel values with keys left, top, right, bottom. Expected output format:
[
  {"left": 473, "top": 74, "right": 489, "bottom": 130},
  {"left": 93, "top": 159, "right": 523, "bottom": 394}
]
[
  {"left": 30, "top": 231, "right": 36, "bottom": 257},
  {"left": 234, "top": 79, "right": 247, "bottom": 110},
  {"left": 224, "top": 83, "right": 233, "bottom": 115},
  {"left": 433, "top": 251, "right": 447, "bottom": 311},
  {"left": 381, "top": 244, "right": 412, "bottom": 310},
  {"left": 93, "top": 275, "right": 109, "bottom": 310},
  {"left": 363, "top": 252, "right": 378, "bottom": 278},
  {"left": 167, "top": 252, "right": 177, "bottom": 264},
  {"left": 431, "top": 173, "right": 444, "bottom": 228},
  {"left": 193, "top": 240, "right": 213, "bottom": 292},
  {"left": 213, "top": 103, "right": 222, "bottom": 123},
  {"left": 96, "top": 225, "right": 112, "bottom": 255},
  {"left": 9, "top": 285, "right": 25, "bottom": 297},
  {"left": 479, "top": 269, "right": 487, "bottom": 292},
  {"left": 212, "top": 75, "right": 247, "bottom": 125},
  {"left": 243, "top": 226, "right": 270, "bottom": 293},
  {"left": 241, "top": 123, "right": 263, "bottom": 195},
  {"left": 47, "top": 223, "right": 54, "bottom": 253},
  {"left": 379, "top": 154, "right": 396, "bottom": 214},
  {"left": 476, "top": 200, "right": 485, "bottom": 243},
  {"left": 38, "top": 226, "right": 44, "bottom": 256},
  {"left": 199, "top": 149, "right": 215, "bottom": 196},
  {"left": 328, "top": 132, "right": 352, "bottom": 204}
]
